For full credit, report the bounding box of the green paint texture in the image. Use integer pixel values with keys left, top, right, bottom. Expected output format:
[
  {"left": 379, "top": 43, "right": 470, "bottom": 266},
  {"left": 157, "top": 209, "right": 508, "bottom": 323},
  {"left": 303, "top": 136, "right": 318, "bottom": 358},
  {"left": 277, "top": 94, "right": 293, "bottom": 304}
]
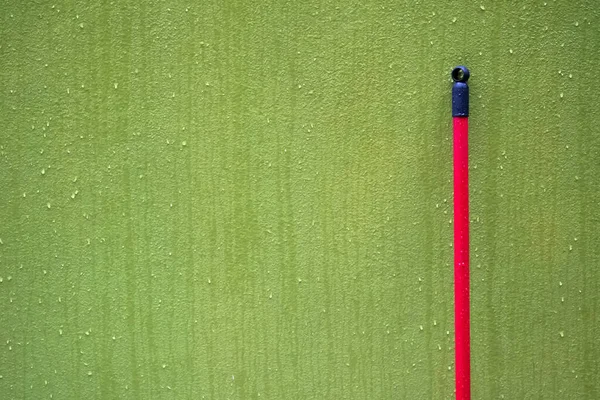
[{"left": 1, "top": 0, "right": 599, "bottom": 399}]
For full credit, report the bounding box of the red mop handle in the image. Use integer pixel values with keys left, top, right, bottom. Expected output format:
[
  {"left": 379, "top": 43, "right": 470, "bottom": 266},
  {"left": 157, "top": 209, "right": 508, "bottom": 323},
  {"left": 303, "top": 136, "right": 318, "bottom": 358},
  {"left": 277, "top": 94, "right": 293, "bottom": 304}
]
[{"left": 451, "top": 66, "right": 471, "bottom": 400}]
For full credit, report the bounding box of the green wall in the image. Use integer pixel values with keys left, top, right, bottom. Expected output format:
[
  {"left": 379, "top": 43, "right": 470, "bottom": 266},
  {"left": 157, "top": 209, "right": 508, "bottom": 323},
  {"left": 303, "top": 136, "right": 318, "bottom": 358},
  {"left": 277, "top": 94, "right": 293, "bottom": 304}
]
[{"left": 1, "top": 1, "right": 599, "bottom": 398}]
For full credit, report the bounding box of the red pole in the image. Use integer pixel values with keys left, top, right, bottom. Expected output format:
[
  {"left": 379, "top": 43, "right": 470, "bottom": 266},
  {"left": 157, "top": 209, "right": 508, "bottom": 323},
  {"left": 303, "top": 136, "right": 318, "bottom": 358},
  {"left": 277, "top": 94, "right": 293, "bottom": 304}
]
[
  {"left": 451, "top": 66, "right": 470, "bottom": 400},
  {"left": 453, "top": 116, "right": 470, "bottom": 400}
]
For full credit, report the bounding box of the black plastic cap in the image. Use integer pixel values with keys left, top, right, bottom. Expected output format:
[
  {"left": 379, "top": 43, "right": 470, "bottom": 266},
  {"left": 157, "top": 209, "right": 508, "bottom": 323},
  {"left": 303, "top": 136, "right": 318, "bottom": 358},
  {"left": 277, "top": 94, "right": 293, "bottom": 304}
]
[
  {"left": 451, "top": 66, "right": 470, "bottom": 117},
  {"left": 451, "top": 66, "right": 470, "bottom": 83}
]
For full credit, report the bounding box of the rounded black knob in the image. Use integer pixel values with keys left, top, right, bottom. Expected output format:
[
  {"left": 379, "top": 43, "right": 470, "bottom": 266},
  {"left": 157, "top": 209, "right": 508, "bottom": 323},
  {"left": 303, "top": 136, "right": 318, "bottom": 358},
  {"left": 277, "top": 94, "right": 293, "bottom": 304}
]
[{"left": 451, "top": 66, "right": 470, "bottom": 83}]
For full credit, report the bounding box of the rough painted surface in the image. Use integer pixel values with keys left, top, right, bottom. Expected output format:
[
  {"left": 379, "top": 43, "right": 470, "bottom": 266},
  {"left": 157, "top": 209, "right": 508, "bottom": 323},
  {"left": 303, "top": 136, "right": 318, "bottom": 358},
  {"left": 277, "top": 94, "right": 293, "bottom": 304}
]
[{"left": 0, "top": 1, "right": 599, "bottom": 398}]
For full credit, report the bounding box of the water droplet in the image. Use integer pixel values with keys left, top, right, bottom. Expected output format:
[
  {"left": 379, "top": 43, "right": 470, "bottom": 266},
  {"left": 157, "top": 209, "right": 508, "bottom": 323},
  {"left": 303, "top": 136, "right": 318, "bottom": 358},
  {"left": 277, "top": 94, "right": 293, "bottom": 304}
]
[
  {"left": 574, "top": 21, "right": 579, "bottom": 27},
  {"left": 182, "top": 141, "right": 187, "bottom": 146},
  {"left": 87, "top": 371, "right": 93, "bottom": 376},
  {"left": 114, "top": 83, "right": 118, "bottom": 89},
  {"left": 559, "top": 331, "right": 565, "bottom": 338},
  {"left": 47, "top": 202, "right": 51, "bottom": 209},
  {"left": 480, "top": 5, "right": 486, "bottom": 10},
  {"left": 41, "top": 168, "right": 46, "bottom": 175},
  {"left": 509, "top": 49, "right": 514, "bottom": 54}
]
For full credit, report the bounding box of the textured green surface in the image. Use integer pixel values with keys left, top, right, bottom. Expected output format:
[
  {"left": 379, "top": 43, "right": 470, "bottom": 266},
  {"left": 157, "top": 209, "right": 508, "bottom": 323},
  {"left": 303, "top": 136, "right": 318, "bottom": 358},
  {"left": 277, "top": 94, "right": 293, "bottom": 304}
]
[{"left": 1, "top": 1, "right": 599, "bottom": 399}]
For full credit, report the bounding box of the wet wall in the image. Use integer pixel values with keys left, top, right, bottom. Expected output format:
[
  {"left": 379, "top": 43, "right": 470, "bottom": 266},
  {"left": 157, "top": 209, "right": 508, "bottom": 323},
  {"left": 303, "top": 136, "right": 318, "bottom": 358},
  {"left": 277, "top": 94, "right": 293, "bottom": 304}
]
[{"left": 1, "top": 1, "right": 599, "bottom": 398}]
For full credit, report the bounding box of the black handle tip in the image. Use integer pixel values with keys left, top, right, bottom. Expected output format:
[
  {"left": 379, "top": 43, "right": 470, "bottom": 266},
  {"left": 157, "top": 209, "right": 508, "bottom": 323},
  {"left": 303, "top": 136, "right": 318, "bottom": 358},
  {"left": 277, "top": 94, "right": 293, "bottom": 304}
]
[
  {"left": 451, "top": 66, "right": 470, "bottom": 117},
  {"left": 451, "top": 66, "right": 470, "bottom": 83}
]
